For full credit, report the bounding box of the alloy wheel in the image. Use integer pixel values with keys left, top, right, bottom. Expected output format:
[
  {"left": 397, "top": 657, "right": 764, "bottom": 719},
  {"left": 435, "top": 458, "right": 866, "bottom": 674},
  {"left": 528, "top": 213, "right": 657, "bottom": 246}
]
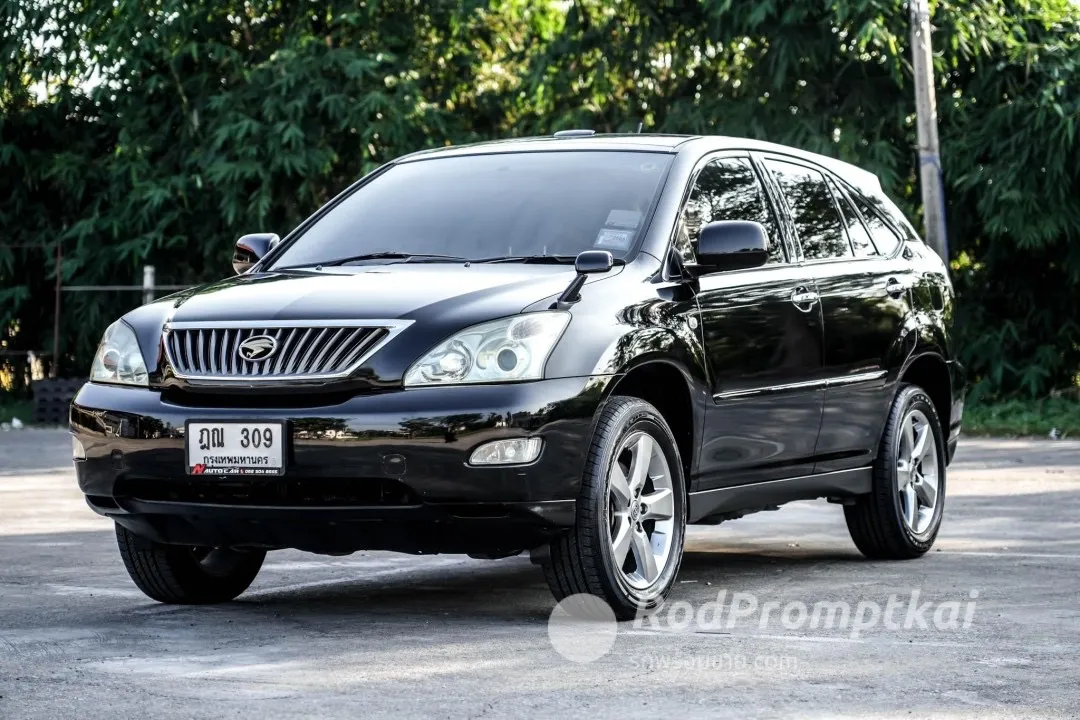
[
  {"left": 895, "top": 408, "right": 940, "bottom": 534},
  {"left": 606, "top": 431, "right": 676, "bottom": 590}
]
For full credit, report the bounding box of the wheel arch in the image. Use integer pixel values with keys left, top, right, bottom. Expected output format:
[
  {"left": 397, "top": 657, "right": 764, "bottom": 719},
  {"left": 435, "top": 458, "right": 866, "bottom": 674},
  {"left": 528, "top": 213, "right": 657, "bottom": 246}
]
[
  {"left": 603, "top": 357, "right": 706, "bottom": 488},
  {"left": 898, "top": 350, "right": 952, "bottom": 436}
]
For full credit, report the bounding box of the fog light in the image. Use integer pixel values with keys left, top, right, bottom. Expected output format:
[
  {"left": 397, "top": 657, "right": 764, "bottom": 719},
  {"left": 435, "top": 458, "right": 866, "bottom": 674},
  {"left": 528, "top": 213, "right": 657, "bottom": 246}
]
[
  {"left": 72, "top": 435, "right": 85, "bottom": 460},
  {"left": 469, "top": 437, "right": 543, "bottom": 466}
]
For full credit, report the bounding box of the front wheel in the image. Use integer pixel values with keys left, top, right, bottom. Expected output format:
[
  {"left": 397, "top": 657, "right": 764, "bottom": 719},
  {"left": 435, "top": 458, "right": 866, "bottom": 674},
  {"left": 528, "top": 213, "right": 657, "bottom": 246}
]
[
  {"left": 115, "top": 523, "right": 265, "bottom": 604},
  {"left": 543, "top": 396, "right": 687, "bottom": 619}
]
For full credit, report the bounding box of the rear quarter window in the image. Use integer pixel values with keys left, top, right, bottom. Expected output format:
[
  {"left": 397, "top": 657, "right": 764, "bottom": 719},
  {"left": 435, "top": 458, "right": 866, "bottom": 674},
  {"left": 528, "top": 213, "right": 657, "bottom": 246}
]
[
  {"left": 829, "top": 179, "right": 877, "bottom": 257},
  {"left": 848, "top": 191, "right": 904, "bottom": 257}
]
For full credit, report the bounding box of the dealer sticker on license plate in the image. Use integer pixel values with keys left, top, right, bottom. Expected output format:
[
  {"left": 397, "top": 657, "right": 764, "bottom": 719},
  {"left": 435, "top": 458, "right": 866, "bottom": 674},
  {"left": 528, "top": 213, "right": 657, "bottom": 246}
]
[{"left": 186, "top": 421, "right": 285, "bottom": 475}]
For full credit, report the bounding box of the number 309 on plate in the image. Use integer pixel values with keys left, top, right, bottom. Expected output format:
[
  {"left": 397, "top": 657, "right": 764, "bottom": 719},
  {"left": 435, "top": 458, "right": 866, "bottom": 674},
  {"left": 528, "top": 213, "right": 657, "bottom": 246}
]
[{"left": 185, "top": 421, "right": 286, "bottom": 476}]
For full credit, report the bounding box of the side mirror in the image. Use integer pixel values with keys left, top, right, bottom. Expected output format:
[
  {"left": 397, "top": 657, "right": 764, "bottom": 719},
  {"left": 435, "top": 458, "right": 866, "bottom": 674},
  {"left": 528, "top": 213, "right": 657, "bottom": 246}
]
[
  {"left": 574, "top": 249, "right": 614, "bottom": 275},
  {"left": 557, "top": 250, "right": 615, "bottom": 308},
  {"left": 695, "top": 221, "right": 769, "bottom": 272},
  {"left": 233, "top": 233, "right": 280, "bottom": 274}
]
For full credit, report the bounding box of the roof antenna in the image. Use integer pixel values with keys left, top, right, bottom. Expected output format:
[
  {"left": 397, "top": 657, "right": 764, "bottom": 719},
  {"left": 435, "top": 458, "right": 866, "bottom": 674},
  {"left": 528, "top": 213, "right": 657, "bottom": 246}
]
[{"left": 636, "top": 121, "right": 644, "bottom": 133}]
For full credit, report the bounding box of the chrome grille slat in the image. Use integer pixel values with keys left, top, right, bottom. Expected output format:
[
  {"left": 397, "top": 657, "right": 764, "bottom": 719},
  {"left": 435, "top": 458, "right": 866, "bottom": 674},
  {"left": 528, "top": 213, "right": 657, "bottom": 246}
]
[
  {"left": 225, "top": 328, "right": 236, "bottom": 376},
  {"left": 285, "top": 328, "right": 314, "bottom": 375},
  {"left": 184, "top": 331, "right": 193, "bottom": 372},
  {"left": 296, "top": 328, "right": 329, "bottom": 374},
  {"left": 233, "top": 328, "right": 242, "bottom": 376},
  {"left": 337, "top": 329, "right": 387, "bottom": 370},
  {"left": 219, "top": 328, "right": 230, "bottom": 375},
  {"left": 272, "top": 328, "right": 298, "bottom": 375},
  {"left": 308, "top": 328, "right": 345, "bottom": 373},
  {"left": 240, "top": 328, "right": 253, "bottom": 376},
  {"left": 163, "top": 321, "right": 406, "bottom": 382},
  {"left": 329, "top": 329, "right": 370, "bottom": 373},
  {"left": 238, "top": 328, "right": 250, "bottom": 375},
  {"left": 208, "top": 330, "right": 218, "bottom": 375},
  {"left": 322, "top": 328, "right": 361, "bottom": 372}
]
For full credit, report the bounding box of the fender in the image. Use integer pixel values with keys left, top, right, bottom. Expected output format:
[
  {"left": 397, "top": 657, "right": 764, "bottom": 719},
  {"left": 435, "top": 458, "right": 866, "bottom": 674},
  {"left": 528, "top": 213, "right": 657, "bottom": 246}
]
[
  {"left": 591, "top": 325, "right": 711, "bottom": 482},
  {"left": 891, "top": 316, "right": 951, "bottom": 400},
  {"left": 591, "top": 324, "right": 707, "bottom": 382}
]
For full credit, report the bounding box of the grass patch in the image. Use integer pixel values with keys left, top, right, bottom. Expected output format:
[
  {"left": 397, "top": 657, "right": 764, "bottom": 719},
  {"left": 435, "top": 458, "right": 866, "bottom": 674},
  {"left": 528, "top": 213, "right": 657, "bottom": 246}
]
[
  {"left": 964, "top": 397, "right": 1080, "bottom": 438},
  {"left": 0, "top": 398, "right": 33, "bottom": 425}
]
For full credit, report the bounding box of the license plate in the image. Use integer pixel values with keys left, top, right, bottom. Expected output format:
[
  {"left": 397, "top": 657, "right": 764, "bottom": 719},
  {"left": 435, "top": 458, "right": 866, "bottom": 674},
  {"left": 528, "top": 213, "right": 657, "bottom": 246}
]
[{"left": 186, "top": 421, "right": 286, "bottom": 476}]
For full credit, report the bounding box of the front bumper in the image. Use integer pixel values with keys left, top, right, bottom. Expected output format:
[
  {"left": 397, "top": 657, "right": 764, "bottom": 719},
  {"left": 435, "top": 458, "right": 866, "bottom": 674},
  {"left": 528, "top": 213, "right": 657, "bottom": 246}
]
[{"left": 71, "top": 376, "right": 612, "bottom": 554}]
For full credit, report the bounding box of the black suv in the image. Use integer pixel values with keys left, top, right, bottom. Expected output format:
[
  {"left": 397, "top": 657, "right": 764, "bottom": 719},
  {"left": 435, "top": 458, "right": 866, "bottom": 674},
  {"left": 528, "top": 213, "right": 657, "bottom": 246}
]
[{"left": 71, "top": 133, "right": 964, "bottom": 617}]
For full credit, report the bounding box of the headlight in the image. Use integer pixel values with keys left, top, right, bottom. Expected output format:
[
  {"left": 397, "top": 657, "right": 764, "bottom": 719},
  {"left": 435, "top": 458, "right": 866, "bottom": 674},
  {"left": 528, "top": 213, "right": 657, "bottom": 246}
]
[
  {"left": 404, "top": 312, "right": 570, "bottom": 386},
  {"left": 90, "top": 321, "right": 149, "bottom": 386}
]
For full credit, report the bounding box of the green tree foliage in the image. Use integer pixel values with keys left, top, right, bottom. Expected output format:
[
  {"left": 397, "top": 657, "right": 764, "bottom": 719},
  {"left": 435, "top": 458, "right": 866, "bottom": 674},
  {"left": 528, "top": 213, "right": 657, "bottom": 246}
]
[
  {"left": 0, "top": 0, "right": 560, "bottom": 386},
  {"left": 1, "top": 0, "right": 1078, "bottom": 399},
  {"left": 516, "top": 0, "right": 1080, "bottom": 399}
]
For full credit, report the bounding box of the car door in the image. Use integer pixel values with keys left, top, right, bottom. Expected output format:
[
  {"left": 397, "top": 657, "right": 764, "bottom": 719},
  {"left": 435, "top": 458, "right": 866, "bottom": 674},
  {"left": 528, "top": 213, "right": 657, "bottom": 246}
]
[
  {"left": 676, "top": 154, "right": 826, "bottom": 490},
  {"left": 760, "top": 156, "right": 913, "bottom": 473}
]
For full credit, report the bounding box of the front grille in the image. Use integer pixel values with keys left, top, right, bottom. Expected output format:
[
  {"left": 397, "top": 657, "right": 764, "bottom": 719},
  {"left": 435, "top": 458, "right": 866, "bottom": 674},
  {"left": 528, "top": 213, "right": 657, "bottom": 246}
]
[{"left": 163, "top": 322, "right": 404, "bottom": 382}]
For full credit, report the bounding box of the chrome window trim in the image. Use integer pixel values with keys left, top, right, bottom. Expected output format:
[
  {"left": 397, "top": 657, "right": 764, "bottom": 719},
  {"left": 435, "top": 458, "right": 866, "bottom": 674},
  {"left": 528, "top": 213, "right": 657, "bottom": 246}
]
[
  {"left": 713, "top": 370, "right": 887, "bottom": 401},
  {"left": 161, "top": 319, "right": 413, "bottom": 384}
]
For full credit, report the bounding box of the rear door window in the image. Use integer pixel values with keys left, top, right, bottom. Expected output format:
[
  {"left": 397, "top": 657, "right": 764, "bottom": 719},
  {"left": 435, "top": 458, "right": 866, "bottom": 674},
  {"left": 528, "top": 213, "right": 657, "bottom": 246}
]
[{"left": 765, "top": 160, "right": 852, "bottom": 261}]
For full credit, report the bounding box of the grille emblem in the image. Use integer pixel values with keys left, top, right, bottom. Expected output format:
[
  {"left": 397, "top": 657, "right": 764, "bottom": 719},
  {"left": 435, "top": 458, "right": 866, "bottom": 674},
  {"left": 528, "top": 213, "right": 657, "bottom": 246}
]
[{"left": 237, "top": 335, "right": 278, "bottom": 362}]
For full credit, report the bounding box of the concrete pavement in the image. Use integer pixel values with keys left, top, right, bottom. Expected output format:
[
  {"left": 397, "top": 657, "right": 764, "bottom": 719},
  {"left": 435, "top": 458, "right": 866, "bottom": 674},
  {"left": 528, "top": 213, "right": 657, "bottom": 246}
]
[{"left": 1, "top": 430, "right": 1078, "bottom": 718}]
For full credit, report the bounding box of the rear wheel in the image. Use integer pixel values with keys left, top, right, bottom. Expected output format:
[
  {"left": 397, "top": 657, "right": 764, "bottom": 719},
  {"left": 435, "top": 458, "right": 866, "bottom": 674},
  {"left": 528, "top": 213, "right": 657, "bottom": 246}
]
[
  {"left": 115, "top": 523, "right": 265, "bottom": 604},
  {"left": 845, "top": 384, "right": 946, "bottom": 559},
  {"left": 543, "top": 396, "right": 686, "bottom": 619}
]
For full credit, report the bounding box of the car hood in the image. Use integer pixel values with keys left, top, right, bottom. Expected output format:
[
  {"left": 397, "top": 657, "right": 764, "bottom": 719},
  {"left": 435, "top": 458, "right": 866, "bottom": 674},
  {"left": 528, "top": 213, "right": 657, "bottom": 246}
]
[{"left": 158, "top": 263, "right": 618, "bottom": 323}]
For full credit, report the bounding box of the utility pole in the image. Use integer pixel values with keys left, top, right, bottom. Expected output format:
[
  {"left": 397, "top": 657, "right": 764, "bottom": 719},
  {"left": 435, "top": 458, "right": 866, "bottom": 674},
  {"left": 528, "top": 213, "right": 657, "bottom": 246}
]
[
  {"left": 143, "top": 265, "right": 156, "bottom": 305},
  {"left": 909, "top": 0, "right": 949, "bottom": 262},
  {"left": 52, "top": 242, "right": 61, "bottom": 378}
]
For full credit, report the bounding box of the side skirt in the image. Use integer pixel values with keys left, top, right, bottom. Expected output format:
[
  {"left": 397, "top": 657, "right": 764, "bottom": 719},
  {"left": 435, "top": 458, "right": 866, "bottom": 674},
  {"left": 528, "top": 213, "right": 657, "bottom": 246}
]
[{"left": 688, "top": 467, "right": 872, "bottom": 524}]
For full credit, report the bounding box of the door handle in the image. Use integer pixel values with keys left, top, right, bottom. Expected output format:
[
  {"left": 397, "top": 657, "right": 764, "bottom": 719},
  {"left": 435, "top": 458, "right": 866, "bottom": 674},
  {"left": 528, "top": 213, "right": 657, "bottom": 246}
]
[
  {"left": 791, "top": 287, "right": 819, "bottom": 308},
  {"left": 885, "top": 277, "right": 907, "bottom": 298}
]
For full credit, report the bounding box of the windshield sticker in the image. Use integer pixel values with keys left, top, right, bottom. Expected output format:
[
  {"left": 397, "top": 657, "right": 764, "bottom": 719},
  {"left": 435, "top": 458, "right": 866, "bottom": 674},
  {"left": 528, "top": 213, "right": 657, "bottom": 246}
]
[
  {"left": 594, "top": 228, "right": 634, "bottom": 250},
  {"left": 605, "top": 209, "right": 643, "bottom": 230}
]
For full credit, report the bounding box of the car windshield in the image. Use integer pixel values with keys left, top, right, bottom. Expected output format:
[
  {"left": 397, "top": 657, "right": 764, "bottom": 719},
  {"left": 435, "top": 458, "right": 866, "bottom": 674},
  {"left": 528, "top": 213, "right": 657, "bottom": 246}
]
[{"left": 269, "top": 150, "right": 673, "bottom": 268}]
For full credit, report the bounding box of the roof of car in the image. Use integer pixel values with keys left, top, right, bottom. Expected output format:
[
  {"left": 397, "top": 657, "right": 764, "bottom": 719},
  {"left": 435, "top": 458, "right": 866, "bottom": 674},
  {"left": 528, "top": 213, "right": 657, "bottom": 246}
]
[
  {"left": 400, "top": 134, "right": 698, "bottom": 159},
  {"left": 400, "top": 133, "right": 882, "bottom": 192}
]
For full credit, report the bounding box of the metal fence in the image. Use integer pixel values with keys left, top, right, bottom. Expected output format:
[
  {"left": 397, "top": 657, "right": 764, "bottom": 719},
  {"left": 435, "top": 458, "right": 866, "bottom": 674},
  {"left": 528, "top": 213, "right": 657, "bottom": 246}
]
[
  {"left": 61, "top": 265, "right": 189, "bottom": 307},
  {"left": 3, "top": 265, "right": 191, "bottom": 423}
]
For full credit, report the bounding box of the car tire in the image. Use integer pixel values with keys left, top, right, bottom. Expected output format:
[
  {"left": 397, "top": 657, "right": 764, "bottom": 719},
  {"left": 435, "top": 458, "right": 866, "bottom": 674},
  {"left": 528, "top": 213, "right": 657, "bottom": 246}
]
[
  {"left": 845, "top": 384, "right": 947, "bottom": 559},
  {"left": 543, "top": 396, "right": 686, "bottom": 620},
  {"left": 115, "top": 523, "right": 265, "bottom": 604}
]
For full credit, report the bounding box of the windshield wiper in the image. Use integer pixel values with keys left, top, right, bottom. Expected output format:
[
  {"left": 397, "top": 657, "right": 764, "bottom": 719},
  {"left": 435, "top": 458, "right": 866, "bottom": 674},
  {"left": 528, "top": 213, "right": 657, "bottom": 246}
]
[
  {"left": 472, "top": 254, "right": 578, "bottom": 264},
  {"left": 323, "top": 252, "right": 472, "bottom": 266},
  {"left": 279, "top": 252, "right": 583, "bottom": 270},
  {"left": 280, "top": 252, "right": 471, "bottom": 269}
]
